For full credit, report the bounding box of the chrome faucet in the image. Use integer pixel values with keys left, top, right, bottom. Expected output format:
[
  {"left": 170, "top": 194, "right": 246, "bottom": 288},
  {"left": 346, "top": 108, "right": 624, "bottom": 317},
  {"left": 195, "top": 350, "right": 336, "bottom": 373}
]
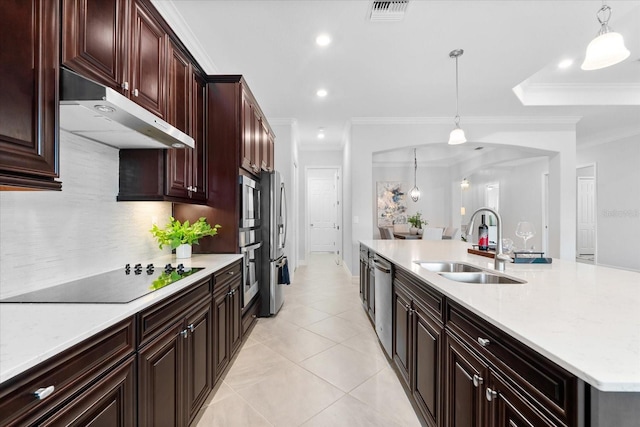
[{"left": 465, "top": 207, "right": 512, "bottom": 272}]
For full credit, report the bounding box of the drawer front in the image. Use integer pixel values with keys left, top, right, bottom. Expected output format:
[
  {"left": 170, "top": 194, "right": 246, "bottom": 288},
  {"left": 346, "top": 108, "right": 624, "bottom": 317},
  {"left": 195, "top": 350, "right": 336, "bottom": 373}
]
[
  {"left": 394, "top": 267, "right": 444, "bottom": 323},
  {"left": 446, "top": 302, "right": 577, "bottom": 426},
  {"left": 0, "top": 318, "right": 135, "bottom": 427},
  {"left": 138, "top": 277, "right": 211, "bottom": 347},
  {"left": 213, "top": 260, "right": 242, "bottom": 291}
]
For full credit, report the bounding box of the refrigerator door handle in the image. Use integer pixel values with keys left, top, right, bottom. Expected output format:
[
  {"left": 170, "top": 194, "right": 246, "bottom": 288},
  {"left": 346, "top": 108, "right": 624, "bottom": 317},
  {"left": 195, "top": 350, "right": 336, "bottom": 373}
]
[{"left": 280, "top": 182, "right": 287, "bottom": 248}]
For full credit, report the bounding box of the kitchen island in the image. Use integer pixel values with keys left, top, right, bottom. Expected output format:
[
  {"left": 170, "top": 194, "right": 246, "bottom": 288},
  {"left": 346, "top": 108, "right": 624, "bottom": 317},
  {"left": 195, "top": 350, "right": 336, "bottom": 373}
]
[
  {"left": 361, "top": 239, "right": 640, "bottom": 427},
  {"left": 0, "top": 253, "right": 244, "bottom": 426}
]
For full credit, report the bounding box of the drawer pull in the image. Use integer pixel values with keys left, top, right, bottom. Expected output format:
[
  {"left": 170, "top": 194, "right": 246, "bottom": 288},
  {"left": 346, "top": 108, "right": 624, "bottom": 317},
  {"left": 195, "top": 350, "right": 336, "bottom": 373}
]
[
  {"left": 486, "top": 387, "right": 498, "bottom": 402},
  {"left": 477, "top": 337, "right": 491, "bottom": 347},
  {"left": 227, "top": 271, "right": 235, "bottom": 275},
  {"left": 34, "top": 385, "right": 55, "bottom": 400},
  {"left": 181, "top": 329, "right": 188, "bottom": 339},
  {"left": 473, "top": 374, "right": 483, "bottom": 387},
  {"left": 188, "top": 323, "right": 195, "bottom": 333}
]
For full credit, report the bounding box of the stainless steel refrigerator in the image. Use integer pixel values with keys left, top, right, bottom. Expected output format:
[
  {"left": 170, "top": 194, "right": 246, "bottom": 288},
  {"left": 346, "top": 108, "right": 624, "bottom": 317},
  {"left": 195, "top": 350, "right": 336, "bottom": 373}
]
[{"left": 259, "top": 170, "right": 287, "bottom": 316}]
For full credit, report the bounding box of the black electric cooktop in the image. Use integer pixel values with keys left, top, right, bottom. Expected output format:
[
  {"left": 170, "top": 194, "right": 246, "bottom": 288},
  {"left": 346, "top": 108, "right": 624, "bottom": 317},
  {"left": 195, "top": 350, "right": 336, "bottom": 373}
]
[{"left": 0, "top": 264, "right": 204, "bottom": 304}]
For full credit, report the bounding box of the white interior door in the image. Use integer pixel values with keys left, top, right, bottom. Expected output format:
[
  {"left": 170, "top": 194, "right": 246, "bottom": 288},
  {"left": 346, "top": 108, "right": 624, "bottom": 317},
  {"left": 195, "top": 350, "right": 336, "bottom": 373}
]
[
  {"left": 577, "top": 177, "right": 596, "bottom": 255},
  {"left": 308, "top": 170, "right": 338, "bottom": 253}
]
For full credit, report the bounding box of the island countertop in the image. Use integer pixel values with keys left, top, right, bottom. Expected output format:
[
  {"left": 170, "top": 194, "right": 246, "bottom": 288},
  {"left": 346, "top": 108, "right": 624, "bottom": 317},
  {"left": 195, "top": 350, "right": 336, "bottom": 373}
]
[
  {"left": 361, "top": 239, "right": 640, "bottom": 392},
  {"left": 0, "top": 254, "right": 242, "bottom": 384}
]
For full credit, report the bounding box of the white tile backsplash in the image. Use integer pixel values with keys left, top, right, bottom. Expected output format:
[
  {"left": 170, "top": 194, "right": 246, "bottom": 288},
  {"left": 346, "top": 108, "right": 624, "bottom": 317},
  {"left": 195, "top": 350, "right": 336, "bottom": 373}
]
[{"left": 0, "top": 131, "right": 172, "bottom": 298}]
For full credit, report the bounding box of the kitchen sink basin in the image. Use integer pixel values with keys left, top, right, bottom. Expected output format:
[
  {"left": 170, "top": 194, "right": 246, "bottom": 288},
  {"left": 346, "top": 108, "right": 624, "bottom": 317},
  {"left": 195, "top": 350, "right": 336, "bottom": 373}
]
[
  {"left": 416, "top": 261, "right": 484, "bottom": 273},
  {"left": 438, "top": 272, "right": 526, "bottom": 284}
]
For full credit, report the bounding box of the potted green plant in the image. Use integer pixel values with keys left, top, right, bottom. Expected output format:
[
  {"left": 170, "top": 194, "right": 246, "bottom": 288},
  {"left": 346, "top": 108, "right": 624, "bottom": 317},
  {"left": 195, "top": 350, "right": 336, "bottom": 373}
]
[
  {"left": 150, "top": 216, "right": 221, "bottom": 258},
  {"left": 407, "top": 211, "right": 427, "bottom": 235}
]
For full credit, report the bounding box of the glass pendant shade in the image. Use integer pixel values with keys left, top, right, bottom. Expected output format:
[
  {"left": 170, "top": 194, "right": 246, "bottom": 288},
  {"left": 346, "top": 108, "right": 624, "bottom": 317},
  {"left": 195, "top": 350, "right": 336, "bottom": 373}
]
[
  {"left": 448, "top": 127, "right": 467, "bottom": 145},
  {"left": 410, "top": 186, "right": 421, "bottom": 202},
  {"left": 581, "top": 31, "right": 630, "bottom": 70}
]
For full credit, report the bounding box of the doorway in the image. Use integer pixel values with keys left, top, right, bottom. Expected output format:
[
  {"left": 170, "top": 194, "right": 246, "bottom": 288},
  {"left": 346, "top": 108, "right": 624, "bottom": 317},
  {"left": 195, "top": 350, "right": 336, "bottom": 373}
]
[
  {"left": 306, "top": 167, "right": 342, "bottom": 262},
  {"left": 576, "top": 165, "right": 597, "bottom": 264}
]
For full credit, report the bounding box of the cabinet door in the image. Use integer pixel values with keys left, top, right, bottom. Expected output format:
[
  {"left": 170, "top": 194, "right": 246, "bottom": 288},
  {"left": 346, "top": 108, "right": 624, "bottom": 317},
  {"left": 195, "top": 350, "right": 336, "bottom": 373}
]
[
  {"left": 488, "top": 372, "right": 556, "bottom": 427},
  {"left": 190, "top": 71, "right": 207, "bottom": 201},
  {"left": 251, "top": 108, "right": 262, "bottom": 174},
  {"left": 445, "top": 332, "right": 489, "bottom": 427},
  {"left": 166, "top": 43, "right": 191, "bottom": 199},
  {"left": 129, "top": 0, "right": 167, "bottom": 119},
  {"left": 230, "top": 279, "right": 243, "bottom": 356},
  {"left": 39, "top": 356, "right": 135, "bottom": 427},
  {"left": 266, "top": 131, "right": 275, "bottom": 172},
  {"left": 212, "top": 286, "right": 230, "bottom": 381},
  {"left": 185, "top": 302, "right": 212, "bottom": 425},
  {"left": 0, "top": 0, "right": 60, "bottom": 190},
  {"left": 138, "top": 321, "right": 184, "bottom": 427},
  {"left": 413, "top": 305, "right": 443, "bottom": 427},
  {"left": 359, "top": 259, "right": 367, "bottom": 303},
  {"left": 367, "top": 263, "right": 375, "bottom": 321},
  {"left": 393, "top": 285, "right": 411, "bottom": 386},
  {"left": 240, "top": 91, "right": 254, "bottom": 173},
  {"left": 61, "top": 0, "right": 126, "bottom": 91}
]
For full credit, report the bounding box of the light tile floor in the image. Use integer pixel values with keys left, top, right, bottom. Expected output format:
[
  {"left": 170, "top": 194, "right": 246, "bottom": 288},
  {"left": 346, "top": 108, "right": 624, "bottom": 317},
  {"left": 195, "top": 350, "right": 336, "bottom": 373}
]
[{"left": 194, "top": 253, "right": 422, "bottom": 426}]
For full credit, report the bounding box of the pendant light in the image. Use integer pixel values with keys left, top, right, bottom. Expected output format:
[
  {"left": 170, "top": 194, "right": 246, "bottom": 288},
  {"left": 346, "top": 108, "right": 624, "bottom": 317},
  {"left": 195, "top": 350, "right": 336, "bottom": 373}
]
[
  {"left": 448, "top": 49, "right": 466, "bottom": 145},
  {"left": 581, "top": 4, "right": 630, "bottom": 70},
  {"left": 409, "top": 148, "right": 420, "bottom": 202}
]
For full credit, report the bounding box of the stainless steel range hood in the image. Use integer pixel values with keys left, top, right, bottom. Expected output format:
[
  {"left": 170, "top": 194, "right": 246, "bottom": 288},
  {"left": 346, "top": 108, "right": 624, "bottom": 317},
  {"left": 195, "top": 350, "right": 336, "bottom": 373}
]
[{"left": 59, "top": 68, "right": 194, "bottom": 149}]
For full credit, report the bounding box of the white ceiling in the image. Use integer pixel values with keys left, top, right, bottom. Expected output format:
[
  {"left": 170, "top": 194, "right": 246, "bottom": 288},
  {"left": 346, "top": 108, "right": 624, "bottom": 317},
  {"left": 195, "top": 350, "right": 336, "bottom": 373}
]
[{"left": 154, "top": 0, "right": 640, "bottom": 151}]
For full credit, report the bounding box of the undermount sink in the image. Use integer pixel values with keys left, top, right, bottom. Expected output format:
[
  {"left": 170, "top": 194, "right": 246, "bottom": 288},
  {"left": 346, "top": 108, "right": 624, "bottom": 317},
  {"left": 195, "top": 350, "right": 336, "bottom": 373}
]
[
  {"left": 438, "top": 272, "right": 526, "bottom": 284},
  {"left": 416, "top": 261, "right": 484, "bottom": 273}
]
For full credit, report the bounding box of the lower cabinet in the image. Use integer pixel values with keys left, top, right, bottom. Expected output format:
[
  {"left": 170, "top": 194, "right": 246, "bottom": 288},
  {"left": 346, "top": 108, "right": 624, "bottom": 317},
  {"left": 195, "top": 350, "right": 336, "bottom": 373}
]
[
  {"left": 137, "top": 298, "right": 211, "bottom": 427},
  {"left": 393, "top": 280, "right": 443, "bottom": 427},
  {"left": 212, "top": 260, "right": 243, "bottom": 382}
]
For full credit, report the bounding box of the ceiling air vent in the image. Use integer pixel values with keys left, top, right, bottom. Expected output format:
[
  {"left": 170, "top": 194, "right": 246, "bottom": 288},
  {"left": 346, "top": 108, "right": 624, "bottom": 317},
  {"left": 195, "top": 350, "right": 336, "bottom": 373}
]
[{"left": 369, "top": 1, "right": 410, "bottom": 22}]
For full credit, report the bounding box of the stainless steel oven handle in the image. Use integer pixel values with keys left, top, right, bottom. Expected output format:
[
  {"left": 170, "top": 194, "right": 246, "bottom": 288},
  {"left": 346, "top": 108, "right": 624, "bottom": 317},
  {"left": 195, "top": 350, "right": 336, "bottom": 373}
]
[{"left": 373, "top": 260, "right": 391, "bottom": 274}]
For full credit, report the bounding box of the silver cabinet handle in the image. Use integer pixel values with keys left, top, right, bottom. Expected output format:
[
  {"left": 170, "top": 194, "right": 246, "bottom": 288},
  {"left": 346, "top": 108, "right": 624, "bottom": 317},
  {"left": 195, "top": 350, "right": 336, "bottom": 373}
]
[
  {"left": 34, "top": 385, "right": 55, "bottom": 400},
  {"left": 227, "top": 271, "right": 234, "bottom": 275},
  {"left": 188, "top": 323, "right": 195, "bottom": 333},
  {"left": 473, "top": 374, "right": 483, "bottom": 387},
  {"left": 121, "top": 81, "right": 129, "bottom": 91},
  {"left": 133, "top": 88, "right": 139, "bottom": 97},
  {"left": 477, "top": 337, "right": 491, "bottom": 347},
  {"left": 181, "top": 329, "right": 188, "bottom": 339},
  {"left": 486, "top": 387, "right": 498, "bottom": 401}
]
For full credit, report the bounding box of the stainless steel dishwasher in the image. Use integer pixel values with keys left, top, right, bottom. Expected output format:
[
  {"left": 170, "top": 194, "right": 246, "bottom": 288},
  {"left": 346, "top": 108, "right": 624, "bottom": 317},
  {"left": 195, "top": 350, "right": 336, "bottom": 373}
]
[{"left": 373, "top": 255, "right": 393, "bottom": 357}]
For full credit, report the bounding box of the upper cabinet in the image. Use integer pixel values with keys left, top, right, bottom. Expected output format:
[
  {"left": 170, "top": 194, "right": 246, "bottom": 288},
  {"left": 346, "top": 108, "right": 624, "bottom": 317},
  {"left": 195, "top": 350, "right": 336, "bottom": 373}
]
[
  {"left": 0, "top": 0, "right": 61, "bottom": 190},
  {"left": 212, "top": 76, "right": 275, "bottom": 179},
  {"left": 62, "top": 0, "right": 168, "bottom": 119}
]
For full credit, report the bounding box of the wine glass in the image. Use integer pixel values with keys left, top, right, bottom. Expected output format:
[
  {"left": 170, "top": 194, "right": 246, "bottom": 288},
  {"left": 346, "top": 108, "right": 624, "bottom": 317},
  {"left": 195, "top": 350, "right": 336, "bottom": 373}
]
[{"left": 515, "top": 222, "right": 536, "bottom": 252}]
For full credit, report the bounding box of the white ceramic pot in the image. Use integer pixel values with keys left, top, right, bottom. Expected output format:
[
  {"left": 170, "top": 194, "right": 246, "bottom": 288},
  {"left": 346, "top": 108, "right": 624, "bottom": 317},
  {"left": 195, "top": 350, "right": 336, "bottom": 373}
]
[
  {"left": 417, "top": 228, "right": 424, "bottom": 235},
  {"left": 175, "top": 244, "right": 192, "bottom": 259},
  {"left": 409, "top": 227, "right": 418, "bottom": 235}
]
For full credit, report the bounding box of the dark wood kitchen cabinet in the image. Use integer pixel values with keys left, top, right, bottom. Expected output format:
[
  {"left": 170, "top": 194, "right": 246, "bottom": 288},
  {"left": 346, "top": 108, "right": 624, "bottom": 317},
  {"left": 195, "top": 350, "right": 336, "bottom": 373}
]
[
  {"left": 137, "top": 278, "right": 212, "bottom": 427},
  {"left": 62, "top": 0, "right": 168, "bottom": 119},
  {"left": 212, "top": 261, "right": 243, "bottom": 382},
  {"left": 0, "top": 0, "right": 61, "bottom": 190},
  {"left": 0, "top": 318, "right": 135, "bottom": 426},
  {"left": 393, "top": 268, "right": 444, "bottom": 427},
  {"left": 445, "top": 301, "right": 578, "bottom": 427},
  {"left": 359, "top": 246, "right": 369, "bottom": 310},
  {"left": 208, "top": 75, "right": 275, "bottom": 179}
]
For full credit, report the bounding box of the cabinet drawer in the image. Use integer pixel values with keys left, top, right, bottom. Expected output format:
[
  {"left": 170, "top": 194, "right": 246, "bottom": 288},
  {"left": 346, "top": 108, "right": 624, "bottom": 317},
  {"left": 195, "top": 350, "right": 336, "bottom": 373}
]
[
  {"left": 394, "top": 267, "right": 444, "bottom": 323},
  {"left": 446, "top": 302, "right": 577, "bottom": 426},
  {"left": 138, "top": 277, "right": 211, "bottom": 347},
  {"left": 0, "top": 318, "right": 134, "bottom": 427},
  {"left": 213, "top": 261, "right": 242, "bottom": 290}
]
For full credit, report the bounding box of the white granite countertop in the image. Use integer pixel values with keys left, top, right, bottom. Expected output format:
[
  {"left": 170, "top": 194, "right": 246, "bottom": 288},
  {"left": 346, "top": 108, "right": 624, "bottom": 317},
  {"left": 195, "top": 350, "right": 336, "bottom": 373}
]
[
  {"left": 0, "top": 253, "right": 242, "bottom": 384},
  {"left": 361, "top": 240, "right": 640, "bottom": 392}
]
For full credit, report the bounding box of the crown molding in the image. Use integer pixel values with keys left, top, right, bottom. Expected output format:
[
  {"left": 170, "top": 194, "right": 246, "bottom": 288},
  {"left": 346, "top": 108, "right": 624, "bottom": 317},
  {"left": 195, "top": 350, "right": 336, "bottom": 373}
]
[
  {"left": 578, "top": 125, "right": 640, "bottom": 149},
  {"left": 151, "top": 0, "right": 219, "bottom": 74},
  {"left": 513, "top": 81, "right": 640, "bottom": 106},
  {"left": 350, "top": 116, "right": 581, "bottom": 125}
]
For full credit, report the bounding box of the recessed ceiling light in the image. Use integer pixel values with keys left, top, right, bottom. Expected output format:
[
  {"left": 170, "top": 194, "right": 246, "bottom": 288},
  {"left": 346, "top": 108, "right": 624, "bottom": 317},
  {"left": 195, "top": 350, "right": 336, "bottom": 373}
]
[
  {"left": 317, "top": 132, "right": 325, "bottom": 139},
  {"left": 558, "top": 59, "right": 573, "bottom": 69},
  {"left": 316, "top": 34, "right": 331, "bottom": 47},
  {"left": 316, "top": 89, "right": 328, "bottom": 98}
]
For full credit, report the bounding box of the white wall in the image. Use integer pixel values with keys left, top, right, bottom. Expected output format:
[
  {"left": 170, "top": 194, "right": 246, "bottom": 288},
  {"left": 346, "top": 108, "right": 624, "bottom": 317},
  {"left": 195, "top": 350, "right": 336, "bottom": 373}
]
[
  {"left": 345, "top": 119, "right": 577, "bottom": 274},
  {"left": 372, "top": 165, "right": 452, "bottom": 235},
  {"left": 297, "top": 150, "right": 343, "bottom": 263},
  {"left": 578, "top": 135, "right": 640, "bottom": 271},
  {"left": 0, "top": 132, "right": 171, "bottom": 298},
  {"left": 461, "top": 158, "right": 549, "bottom": 252},
  {"left": 271, "top": 120, "right": 299, "bottom": 276}
]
